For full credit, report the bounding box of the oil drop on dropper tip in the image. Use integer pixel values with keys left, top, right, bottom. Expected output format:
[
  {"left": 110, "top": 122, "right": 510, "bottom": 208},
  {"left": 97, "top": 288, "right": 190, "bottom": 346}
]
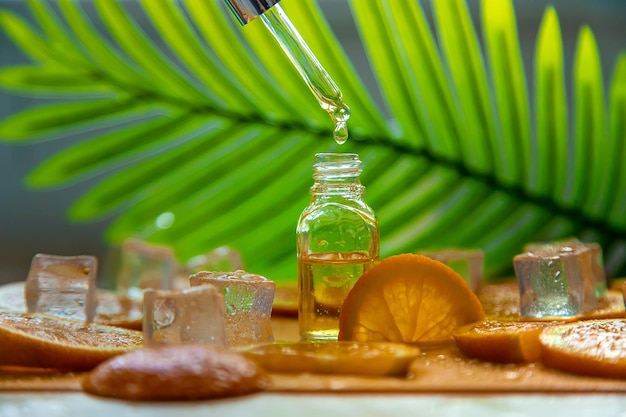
[{"left": 223, "top": 0, "right": 351, "bottom": 145}]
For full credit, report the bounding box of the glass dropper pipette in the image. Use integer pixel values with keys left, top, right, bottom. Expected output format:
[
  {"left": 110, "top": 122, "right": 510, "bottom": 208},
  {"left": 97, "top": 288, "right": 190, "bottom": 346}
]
[{"left": 223, "top": 0, "right": 350, "bottom": 144}]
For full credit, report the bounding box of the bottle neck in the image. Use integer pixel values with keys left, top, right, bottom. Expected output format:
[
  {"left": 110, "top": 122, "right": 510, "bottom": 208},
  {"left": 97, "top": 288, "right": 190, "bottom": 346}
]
[{"left": 310, "top": 153, "right": 364, "bottom": 197}]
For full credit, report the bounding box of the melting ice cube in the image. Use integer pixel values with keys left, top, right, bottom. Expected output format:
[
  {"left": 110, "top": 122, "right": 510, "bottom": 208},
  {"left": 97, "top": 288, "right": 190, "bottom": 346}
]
[
  {"left": 514, "top": 243, "right": 597, "bottom": 319},
  {"left": 185, "top": 246, "right": 244, "bottom": 275},
  {"left": 24, "top": 253, "right": 98, "bottom": 322},
  {"left": 189, "top": 270, "right": 275, "bottom": 347},
  {"left": 117, "top": 238, "right": 177, "bottom": 300},
  {"left": 143, "top": 285, "right": 225, "bottom": 346},
  {"left": 524, "top": 237, "right": 607, "bottom": 297}
]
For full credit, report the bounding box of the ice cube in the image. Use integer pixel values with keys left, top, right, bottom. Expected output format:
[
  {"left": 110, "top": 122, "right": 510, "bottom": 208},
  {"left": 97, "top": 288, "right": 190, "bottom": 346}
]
[
  {"left": 418, "top": 248, "right": 484, "bottom": 292},
  {"left": 143, "top": 285, "right": 225, "bottom": 346},
  {"left": 514, "top": 244, "right": 597, "bottom": 318},
  {"left": 185, "top": 246, "right": 244, "bottom": 275},
  {"left": 525, "top": 238, "right": 607, "bottom": 297},
  {"left": 117, "top": 238, "right": 177, "bottom": 300},
  {"left": 189, "top": 270, "right": 275, "bottom": 347},
  {"left": 24, "top": 253, "right": 98, "bottom": 322},
  {"left": 583, "top": 242, "right": 608, "bottom": 297}
]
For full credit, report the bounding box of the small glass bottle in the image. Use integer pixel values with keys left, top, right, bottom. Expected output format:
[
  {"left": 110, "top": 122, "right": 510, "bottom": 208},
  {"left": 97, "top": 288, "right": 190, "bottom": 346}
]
[{"left": 297, "top": 153, "right": 379, "bottom": 341}]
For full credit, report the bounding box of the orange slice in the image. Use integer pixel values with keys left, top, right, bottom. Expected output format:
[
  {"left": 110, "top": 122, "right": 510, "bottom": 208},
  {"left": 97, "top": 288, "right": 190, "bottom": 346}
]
[
  {"left": 453, "top": 319, "right": 558, "bottom": 363},
  {"left": 539, "top": 319, "right": 626, "bottom": 379},
  {"left": 338, "top": 254, "right": 485, "bottom": 345},
  {"left": 0, "top": 311, "right": 142, "bottom": 371},
  {"left": 239, "top": 341, "right": 420, "bottom": 376}
]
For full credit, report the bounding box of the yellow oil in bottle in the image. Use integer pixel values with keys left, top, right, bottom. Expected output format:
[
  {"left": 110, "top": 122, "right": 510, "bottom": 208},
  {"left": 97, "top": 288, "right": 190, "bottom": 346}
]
[{"left": 298, "top": 251, "right": 377, "bottom": 341}]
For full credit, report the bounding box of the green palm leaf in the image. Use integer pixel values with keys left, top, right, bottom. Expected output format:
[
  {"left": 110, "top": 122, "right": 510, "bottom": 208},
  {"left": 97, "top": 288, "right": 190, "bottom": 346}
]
[
  {"left": 482, "top": 0, "right": 530, "bottom": 186},
  {"left": 0, "top": 0, "right": 625, "bottom": 283},
  {"left": 534, "top": 7, "right": 568, "bottom": 199},
  {"left": 574, "top": 27, "right": 607, "bottom": 217},
  {"left": 608, "top": 53, "right": 626, "bottom": 228},
  {"left": 432, "top": 0, "right": 498, "bottom": 174}
]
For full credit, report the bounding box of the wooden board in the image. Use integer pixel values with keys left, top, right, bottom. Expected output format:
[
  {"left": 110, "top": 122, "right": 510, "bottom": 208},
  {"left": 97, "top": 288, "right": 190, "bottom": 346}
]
[
  {"left": 1, "top": 317, "right": 625, "bottom": 393},
  {"left": 0, "top": 368, "right": 82, "bottom": 391}
]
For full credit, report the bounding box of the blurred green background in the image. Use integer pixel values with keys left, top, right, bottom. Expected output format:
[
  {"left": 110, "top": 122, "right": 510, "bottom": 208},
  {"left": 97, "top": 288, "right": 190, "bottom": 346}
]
[{"left": 0, "top": 0, "right": 624, "bottom": 286}]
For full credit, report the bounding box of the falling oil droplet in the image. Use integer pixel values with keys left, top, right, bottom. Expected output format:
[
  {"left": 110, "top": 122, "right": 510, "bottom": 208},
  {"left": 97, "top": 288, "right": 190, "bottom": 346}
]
[
  {"left": 329, "top": 102, "right": 351, "bottom": 145},
  {"left": 333, "top": 122, "right": 348, "bottom": 145}
]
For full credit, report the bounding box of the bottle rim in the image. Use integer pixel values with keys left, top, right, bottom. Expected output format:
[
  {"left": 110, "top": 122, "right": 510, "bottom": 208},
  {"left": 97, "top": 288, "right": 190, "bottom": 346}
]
[{"left": 313, "top": 153, "right": 362, "bottom": 180}]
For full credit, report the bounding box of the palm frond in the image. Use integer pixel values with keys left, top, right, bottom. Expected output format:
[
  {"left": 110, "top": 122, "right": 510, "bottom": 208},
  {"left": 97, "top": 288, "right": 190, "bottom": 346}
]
[
  {"left": 482, "top": 0, "right": 530, "bottom": 186},
  {"left": 533, "top": 7, "right": 568, "bottom": 199},
  {"left": 573, "top": 26, "right": 607, "bottom": 217},
  {"left": 0, "top": 0, "right": 624, "bottom": 282},
  {"left": 432, "top": 0, "right": 498, "bottom": 174},
  {"left": 608, "top": 53, "right": 626, "bottom": 228}
]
